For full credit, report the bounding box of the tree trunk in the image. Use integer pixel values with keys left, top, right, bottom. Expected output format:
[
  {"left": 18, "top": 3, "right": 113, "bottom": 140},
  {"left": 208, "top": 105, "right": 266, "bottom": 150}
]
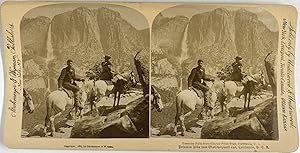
[
  {"left": 264, "top": 52, "right": 276, "bottom": 96},
  {"left": 134, "top": 50, "right": 149, "bottom": 95}
]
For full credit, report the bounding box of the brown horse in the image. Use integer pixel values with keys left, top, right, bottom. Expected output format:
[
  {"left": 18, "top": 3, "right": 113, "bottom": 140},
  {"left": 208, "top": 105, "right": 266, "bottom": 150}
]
[
  {"left": 112, "top": 71, "right": 137, "bottom": 107},
  {"left": 84, "top": 71, "right": 137, "bottom": 113}
]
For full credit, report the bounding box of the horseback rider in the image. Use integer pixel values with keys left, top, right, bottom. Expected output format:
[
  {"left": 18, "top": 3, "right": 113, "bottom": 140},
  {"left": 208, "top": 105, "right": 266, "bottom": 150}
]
[
  {"left": 188, "top": 59, "right": 214, "bottom": 110},
  {"left": 231, "top": 56, "right": 243, "bottom": 82},
  {"left": 101, "top": 55, "right": 114, "bottom": 81},
  {"left": 58, "top": 59, "right": 85, "bottom": 108}
]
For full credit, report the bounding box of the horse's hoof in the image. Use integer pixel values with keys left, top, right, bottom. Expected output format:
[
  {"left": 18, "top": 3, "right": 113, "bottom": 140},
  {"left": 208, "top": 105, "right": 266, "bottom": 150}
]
[
  {"left": 44, "top": 132, "right": 52, "bottom": 137},
  {"left": 42, "top": 132, "right": 47, "bottom": 137},
  {"left": 171, "top": 132, "right": 177, "bottom": 136}
]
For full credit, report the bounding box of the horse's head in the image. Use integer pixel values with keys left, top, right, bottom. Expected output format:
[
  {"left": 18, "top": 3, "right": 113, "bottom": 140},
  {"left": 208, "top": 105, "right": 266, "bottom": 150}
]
[
  {"left": 205, "top": 81, "right": 218, "bottom": 108},
  {"left": 76, "top": 81, "right": 88, "bottom": 105},
  {"left": 151, "top": 86, "right": 163, "bottom": 112},
  {"left": 23, "top": 89, "right": 34, "bottom": 113}
]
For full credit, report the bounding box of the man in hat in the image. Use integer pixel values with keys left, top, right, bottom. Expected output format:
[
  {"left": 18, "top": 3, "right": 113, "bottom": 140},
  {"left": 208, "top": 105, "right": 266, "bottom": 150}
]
[
  {"left": 101, "top": 55, "right": 113, "bottom": 80},
  {"left": 188, "top": 59, "right": 214, "bottom": 110},
  {"left": 231, "top": 56, "right": 243, "bottom": 81},
  {"left": 58, "top": 59, "right": 85, "bottom": 108}
]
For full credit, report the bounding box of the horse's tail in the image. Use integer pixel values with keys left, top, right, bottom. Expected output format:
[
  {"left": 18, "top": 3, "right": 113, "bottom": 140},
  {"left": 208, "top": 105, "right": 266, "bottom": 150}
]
[{"left": 44, "top": 95, "right": 52, "bottom": 127}]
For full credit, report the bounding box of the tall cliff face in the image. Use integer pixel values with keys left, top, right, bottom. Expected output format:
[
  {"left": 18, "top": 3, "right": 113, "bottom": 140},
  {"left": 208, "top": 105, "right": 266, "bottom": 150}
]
[
  {"left": 233, "top": 9, "right": 278, "bottom": 72},
  {"left": 21, "top": 6, "right": 149, "bottom": 95},
  {"left": 152, "top": 8, "right": 278, "bottom": 75},
  {"left": 151, "top": 13, "right": 189, "bottom": 60},
  {"left": 21, "top": 16, "right": 51, "bottom": 60},
  {"left": 188, "top": 8, "right": 237, "bottom": 67},
  {"left": 50, "top": 7, "right": 148, "bottom": 67},
  {"left": 151, "top": 8, "right": 279, "bottom": 105},
  {"left": 51, "top": 7, "right": 102, "bottom": 51}
]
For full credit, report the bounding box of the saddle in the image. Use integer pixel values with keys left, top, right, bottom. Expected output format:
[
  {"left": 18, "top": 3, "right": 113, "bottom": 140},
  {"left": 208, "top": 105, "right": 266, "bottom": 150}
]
[
  {"left": 62, "top": 88, "right": 74, "bottom": 99},
  {"left": 234, "top": 75, "right": 257, "bottom": 87},
  {"left": 234, "top": 81, "right": 244, "bottom": 87},
  {"left": 112, "top": 74, "right": 127, "bottom": 83},
  {"left": 190, "top": 87, "right": 204, "bottom": 98},
  {"left": 103, "top": 80, "right": 113, "bottom": 86}
]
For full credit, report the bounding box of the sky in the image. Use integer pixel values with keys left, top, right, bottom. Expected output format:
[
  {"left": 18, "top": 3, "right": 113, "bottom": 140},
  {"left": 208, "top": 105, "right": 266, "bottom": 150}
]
[
  {"left": 161, "top": 5, "right": 278, "bottom": 32},
  {"left": 24, "top": 3, "right": 149, "bottom": 30}
]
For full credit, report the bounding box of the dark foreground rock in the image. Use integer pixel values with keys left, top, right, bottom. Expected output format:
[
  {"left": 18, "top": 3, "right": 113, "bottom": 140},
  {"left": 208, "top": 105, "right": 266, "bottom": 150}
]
[
  {"left": 201, "top": 98, "right": 277, "bottom": 140},
  {"left": 71, "top": 96, "right": 149, "bottom": 138}
]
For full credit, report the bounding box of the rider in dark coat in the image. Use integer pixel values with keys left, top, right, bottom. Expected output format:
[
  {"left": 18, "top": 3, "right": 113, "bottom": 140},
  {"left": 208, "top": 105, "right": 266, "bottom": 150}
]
[
  {"left": 188, "top": 59, "right": 214, "bottom": 109},
  {"left": 58, "top": 59, "right": 84, "bottom": 108},
  {"left": 231, "top": 56, "right": 243, "bottom": 81},
  {"left": 101, "top": 55, "right": 113, "bottom": 81}
]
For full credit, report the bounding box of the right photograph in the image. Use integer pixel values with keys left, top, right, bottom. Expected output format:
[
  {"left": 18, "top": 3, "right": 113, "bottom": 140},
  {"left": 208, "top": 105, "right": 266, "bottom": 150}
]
[{"left": 151, "top": 5, "right": 279, "bottom": 140}]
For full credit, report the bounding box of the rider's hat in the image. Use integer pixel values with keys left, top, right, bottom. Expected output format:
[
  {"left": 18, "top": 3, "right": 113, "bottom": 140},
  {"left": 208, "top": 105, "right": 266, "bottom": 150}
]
[
  {"left": 197, "top": 59, "right": 203, "bottom": 63},
  {"left": 235, "top": 56, "right": 242, "bottom": 60},
  {"left": 67, "top": 59, "right": 73, "bottom": 63},
  {"left": 104, "top": 55, "right": 111, "bottom": 60}
]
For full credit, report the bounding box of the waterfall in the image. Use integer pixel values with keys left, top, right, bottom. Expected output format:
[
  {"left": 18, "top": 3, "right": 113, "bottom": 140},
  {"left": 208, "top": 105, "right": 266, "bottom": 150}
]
[
  {"left": 179, "top": 24, "right": 189, "bottom": 65},
  {"left": 179, "top": 23, "right": 189, "bottom": 90},
  {"left": 46, "top": 24, "right": 54, "bottom": 62},
  {"left": 46, "top": 23, "right": 54, "bottom": 91}
]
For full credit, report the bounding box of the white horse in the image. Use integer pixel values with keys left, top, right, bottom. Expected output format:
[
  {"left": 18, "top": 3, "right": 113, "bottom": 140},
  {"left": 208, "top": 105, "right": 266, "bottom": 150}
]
[
  {"left": 174, "top": 82, "right": 217, "bottom": 136},
  {"left": 43, "top": 82, "right": 87, "bottom": 136}
]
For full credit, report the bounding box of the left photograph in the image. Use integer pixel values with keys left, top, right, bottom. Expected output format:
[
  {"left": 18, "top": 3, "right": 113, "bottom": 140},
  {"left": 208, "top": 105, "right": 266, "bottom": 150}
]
[{"left": 21, "top": 3, "right": 150, "bottom": 138}]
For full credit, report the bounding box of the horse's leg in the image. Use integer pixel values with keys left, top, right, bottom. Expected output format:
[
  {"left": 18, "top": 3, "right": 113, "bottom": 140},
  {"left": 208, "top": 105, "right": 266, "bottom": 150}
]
[
  {"left": 221, "top": 100, "right": 224, "bottom": 112},
  {"left": 76, "top": 107, "right": 82, "bottom": 119},
  {"left": 90, "top": 101, "right": 94, "bottom": 114},
  {"left": 113, "top": 92, "right": 117, "bottom": 107},
  {"left": 223, "top": 95, "right": 232, "bottom": 115},
  {"left": 79, "top": 108, "right": 83, "bottom": 119},
  {"left": 43, "top": 119, "right": 49, "bottom": 136},
  {"left": 220, "top": 95, "right": 226, "bottom": 112},
  {"left": 91, "top": 98, "right": 99, "bottom": 115},
  {"left": 49, "top": 112, "right": 62, "bottom": 136},
  {"left": 174, "top": 115, "right": 179, "bottom": 136},
  {"left": 93, "top": 102, "right": 99, "bottom": 114},
  {"left": 74, "top": 106, "right": 78, "bottom": 120},
  {"left": 221, "top": 96, "right": 227, "bottom": 112},
  {"left": 117, "top": 92, "right": 121, "bottom": 107},
  {"left": 174, "top": 97, "right": 181, "bottom": 136},
  {"left": 244, "top": 92, "right": 247, "bottom": 109},
  {"left": 44, "top": 98, "right": 52, "bottom": 136},
  {"left": 247, "top": 91, "right": 251, "bottom": 109},
  {"left": 90, "top": 92, "right": 95, "bottom": 114},
  {"left": 180, "top": 111, "right": 192, "bottom": 136}
]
